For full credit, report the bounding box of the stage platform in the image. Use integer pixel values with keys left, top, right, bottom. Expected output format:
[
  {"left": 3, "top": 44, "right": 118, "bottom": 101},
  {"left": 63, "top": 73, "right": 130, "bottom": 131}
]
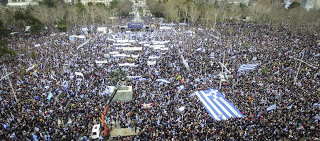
[{"left": 110, "top": 128, "right": 139, "bottom": 138}]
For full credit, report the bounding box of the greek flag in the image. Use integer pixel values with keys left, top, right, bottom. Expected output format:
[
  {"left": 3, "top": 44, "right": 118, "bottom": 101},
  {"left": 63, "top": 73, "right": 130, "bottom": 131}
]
[
  {"left": 238, "top": 64, "right": 258, "bottom": 72},
  {"left": 194, "top": 89, "right": 244, "bottom": 121},
  {"left": 267, "top": 104, "right": 277, "bottom": 111},
  {"left": 47, "top": 92, "right": 53, "bottom": 101},
  {"left": 105, "top": 86, "right": 111, "bottom": 96},
  {"left": 156, "top": 79, "right": 171, "bottom": 83},
  {"left": 32, "top": 133, "right": 38, "bottom": 141},
  {"left": 177, "top": 85, "right": 185, "bottom": 91}
]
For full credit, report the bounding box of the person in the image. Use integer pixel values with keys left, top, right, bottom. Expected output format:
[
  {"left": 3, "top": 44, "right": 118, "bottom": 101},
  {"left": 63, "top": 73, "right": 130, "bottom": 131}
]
[{"left": 0, "top": 21, "right": 319, "bottom": 140}]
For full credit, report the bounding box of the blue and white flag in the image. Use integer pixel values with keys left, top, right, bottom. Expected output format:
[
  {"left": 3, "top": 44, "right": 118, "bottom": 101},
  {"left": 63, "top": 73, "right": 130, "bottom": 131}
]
[
  {"left": 156, "top": 79, "right": 171, "bottom": 83},
  {"left": 177, "top": 85, "right": 185, "bottom": 92},
  {"left": 33, "top": 71, "right": 38, "bottom": 77},
  {"left": 105, "top": 86, "right": 111, "bottom": 96},
  {"left": 47, "top": 92, "right": 53, "bottom": 101},
  {"left": 194, "top": 89, "right": 244, "bottom": 121},
  {"left": 267, "top": 104, "right": 277, "bottom": 111},
  {"left": 287, "top": 104, "right": 293, "bottom": 110},
  {"left": 32, "top": 133, "right": 38, "bottom": 141},
  {"left": 62, "top": 81, "right": 69, "bottom": 91},
  {"left": 33, "top": 96, "right": 39, "bottom": 101},
  {"left": 238, "top": 64, "right": 258, "bottom": 72}
]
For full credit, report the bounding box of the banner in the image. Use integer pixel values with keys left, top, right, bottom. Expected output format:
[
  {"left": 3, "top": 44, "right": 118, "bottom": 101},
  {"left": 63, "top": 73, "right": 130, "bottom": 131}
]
[
  {"left": 141, "top": 103, "right": 153, "bottom": 109},
  {"left": 194, "top": 89, "right": 244, "bottom": 121}
]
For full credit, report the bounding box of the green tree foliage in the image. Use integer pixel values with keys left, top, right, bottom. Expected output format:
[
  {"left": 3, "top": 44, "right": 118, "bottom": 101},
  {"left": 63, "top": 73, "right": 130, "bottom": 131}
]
[
  {"left": 87, "top": 2, "right": 93, "bottom": 6},
  {"left": 109, "top": 0, "right": 133, "bottom": 17},
  {"left": 57, "top": 19, "right": 68, "bottom": 32},
  {"left": 262, "top": 67, "right": 268, "bottom": 74},
  {"left": 96, "top": 3, "right": 105, "bottom": 7},
  {"left": 0, "top": 20, "right": 15, "bottom": 60},
  {"left": 30, "top": 21, "right": 45, "bottom": 35},
  {"left": 0, "top": 20, "right": 10, "bottom": 40},
  {"left": 288, "top": 1, "right": 300, "bottom": 10},
  {"left": 0, "top": 0, "right": 8, "bottom": 5},
  {"left": 0, "top": 40, "right": 16, "bottom": 60},
  {"left": 39, "top": 0, "right": 55, "bottom": 8},
  {"left": 13, "top": 10, "right": 44, "bottom": 35},
  {"left": 0, "top": 46, "right": 16, "bottom": 59},
  {"left": 31, "top": 51, "right": 37, "bottom": 60},
  {"left": 13, "top": 11, "right": 26, "bottom": 21},
  {"left": 138, "top": 7, "right": 143, "bottom": 17},
  {"left": 109, "top": 0, "right": 119, "bottom": 9},
  {"left": 146, "top": 0, "right": 165, "bottom": 18},
  {"left": 109, "top": 69, "right": 127, "bottom": 86},
  {"left": 76, "top": 2, "right": 86, "bottom": 12}
]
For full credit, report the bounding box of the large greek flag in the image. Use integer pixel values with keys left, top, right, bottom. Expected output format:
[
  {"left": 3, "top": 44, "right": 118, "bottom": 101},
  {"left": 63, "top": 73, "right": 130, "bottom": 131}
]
[
  {"left": 195, "top": 89, "right": 244, "bottom": 121},
  {"left": 238, "top": 64, "right": 258, "bottom": 72}
]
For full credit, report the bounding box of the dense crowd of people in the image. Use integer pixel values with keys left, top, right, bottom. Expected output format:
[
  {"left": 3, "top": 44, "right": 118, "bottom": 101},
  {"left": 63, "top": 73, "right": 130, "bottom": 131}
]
[{"left": 0, "top": 22, "right": 319, "bottom": 141}]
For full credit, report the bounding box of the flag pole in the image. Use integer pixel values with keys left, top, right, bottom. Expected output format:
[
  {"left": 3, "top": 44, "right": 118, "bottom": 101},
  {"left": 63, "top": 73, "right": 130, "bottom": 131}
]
[
  {"left": 219, "top": 52, "right": 225, "bottom": 90},
  {"left": 294, "top": 50, "right": 304, "bottom": 85},
  {"left": 3, "top": 64, "right": 18, "bottom": 102}
]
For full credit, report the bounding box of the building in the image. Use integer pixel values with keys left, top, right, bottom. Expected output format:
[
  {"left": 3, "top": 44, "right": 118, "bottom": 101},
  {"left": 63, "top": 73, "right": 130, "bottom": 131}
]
[
  {"left": 79, "top": 0, "right": 113, "bottom": 5},
  {"left": 315, "top": 0, "right": 320, "bottom": 8},
  {"left": 6, "top": 0, "right": 40, "bottom": 8},
  {"left": 210, "top": 0, "right": 251, "bottom": 5},
  {"left": 301, "top": 0, "right": 318, "bottom": 10}
]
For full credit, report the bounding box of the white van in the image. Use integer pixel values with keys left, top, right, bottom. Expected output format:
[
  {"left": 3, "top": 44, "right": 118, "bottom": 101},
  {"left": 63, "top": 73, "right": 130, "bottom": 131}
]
[{"left": 91, "top": 124, "right": 100, "bottom": 140}]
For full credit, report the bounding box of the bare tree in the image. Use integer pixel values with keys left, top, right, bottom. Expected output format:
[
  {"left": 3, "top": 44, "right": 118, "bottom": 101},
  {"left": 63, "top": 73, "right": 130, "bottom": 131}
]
[
  {"left": 200, "top": 4, "right": 217, "bottom": 27},
  {"left": 164, "top": 0, "right": 181, "bottom": 23}
]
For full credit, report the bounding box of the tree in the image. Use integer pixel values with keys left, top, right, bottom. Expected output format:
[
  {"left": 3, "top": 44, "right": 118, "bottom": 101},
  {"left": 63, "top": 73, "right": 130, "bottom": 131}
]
[
  {"left": 0, "top": 0, "right": 8, "bottom": 5},
  {"left": 187, "top": 2, "right": 201, "bottom": 24},
  {"left": 0, "top": 20, "right": 10, "bottom": 40},
  {"left": 116, "top": 0, "right": 133, "bottom": 17},
  {"left": 288, "top": 1, "right": 300, "bottom": 10},
  {"left": 146, "top": 0, "right": 165, "bottom": 18},
  {"left": 57, "top": 19, "right": 68, "bottom": 32},
  {"left": 163, "top": 0, "right": 181, "bottom": 22},
  {"left": 109, "top": 0, "right": 119, "bottom": 9},
  {"left": 109, "top": 69, "right": 127, "bottom": 86},
  {"left": 262, "top": 66, "right": 268, "bottom": 74},
  {"left": 39, "top": 0, "right": 55, "bottom": 8},
  {"left": 138, "top": 7, "right": 143, "bottom": 17},
  {"left": 31, "top": 51, "right": 37, "bottom": 60},
  {"left": 200, "top": 4, "right": 217, "bottom": 27},
  {"left": 29, "top": 18, "right": 45, "bottom": 35},
  {"left": 0, "top": 40, "right": 16, "bottom": 60},
  {"left": 13, "top": 10, "right": 45, "bottom": 35}
]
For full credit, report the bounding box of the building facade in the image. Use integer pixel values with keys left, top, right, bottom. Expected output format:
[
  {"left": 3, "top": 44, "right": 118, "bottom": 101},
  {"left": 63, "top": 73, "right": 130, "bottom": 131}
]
[
  {"left": 301, "top": 0, "right": 318, "bottom": 10},
  {"left": 79, "top": 0, "right": 112, "bottom": 5},
  {"left": 6, "top": 0, "right": 40, "bottom": 8}
]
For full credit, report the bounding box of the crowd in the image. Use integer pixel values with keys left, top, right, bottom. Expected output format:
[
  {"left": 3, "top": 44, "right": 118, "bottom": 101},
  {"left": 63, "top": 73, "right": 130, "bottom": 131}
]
[{"left": 0, "top": 22, "right": 319, "bottom": 141}]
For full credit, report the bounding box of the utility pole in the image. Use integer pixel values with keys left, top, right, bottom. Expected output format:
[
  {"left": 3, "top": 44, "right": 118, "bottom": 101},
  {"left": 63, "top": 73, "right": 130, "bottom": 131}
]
[{"left": 3, "top": 64, "right": 18, "bottom": 102}]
